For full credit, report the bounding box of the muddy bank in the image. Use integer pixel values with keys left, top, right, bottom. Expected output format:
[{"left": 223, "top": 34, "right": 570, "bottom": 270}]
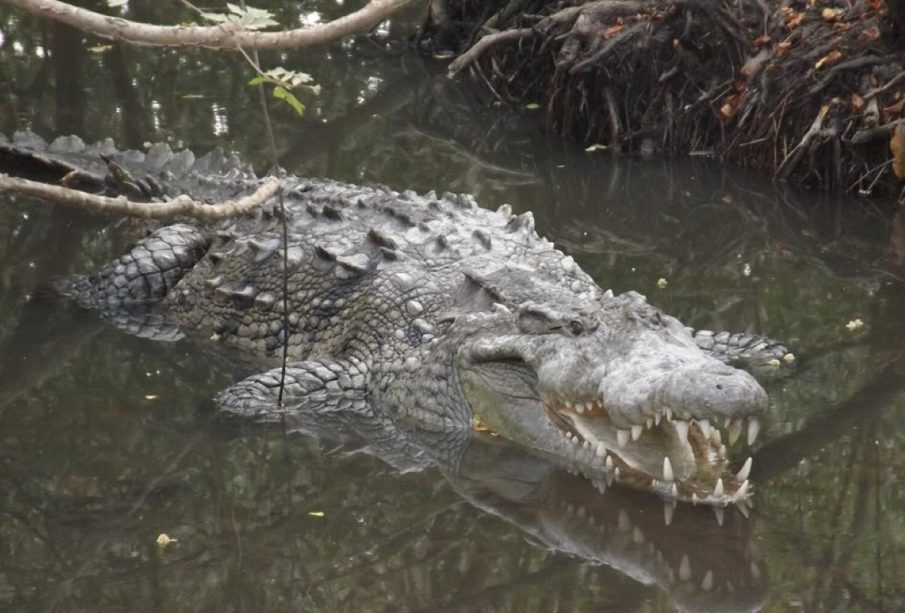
[{"left": 428, "top": 0, "right": 905, "bottom": 203}]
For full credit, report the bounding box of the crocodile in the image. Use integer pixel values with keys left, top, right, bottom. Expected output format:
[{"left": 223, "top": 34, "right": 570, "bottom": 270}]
[{"left": 0, "top": 132, "right": 790, "bottom": 506}]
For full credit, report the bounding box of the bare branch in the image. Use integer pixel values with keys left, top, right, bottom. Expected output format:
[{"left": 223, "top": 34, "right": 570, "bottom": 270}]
[
  {"left": 4, "top": 0, "right": 416, "bottom": 50},
  {"left": 447, "top": 28, "right": 534, "bottom": 77},
  {"left": 0, "top": 174, "right": 280, "bottom": 220}
]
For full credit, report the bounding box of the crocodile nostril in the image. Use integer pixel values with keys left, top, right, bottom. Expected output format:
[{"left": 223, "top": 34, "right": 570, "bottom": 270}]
[{"left": 716, "top": 384, "right": 724, "bottom": 390}]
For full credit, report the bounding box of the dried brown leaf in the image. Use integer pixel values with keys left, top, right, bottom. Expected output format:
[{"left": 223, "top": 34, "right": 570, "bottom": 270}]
[
  {"left": 815, "top": 49, "right": 843, "bottom": 70},
  {"left": 885, "top": 98, "right": 905, "bottom": 118},
  {"left": 862, "top": 25, "right": 881, "bottom": 41},
  {"left": 783, "top": 9, "right": 805, "bottom": 28},
  {"left": 891, "top": 123, "right": 905, "bottom": 180}
]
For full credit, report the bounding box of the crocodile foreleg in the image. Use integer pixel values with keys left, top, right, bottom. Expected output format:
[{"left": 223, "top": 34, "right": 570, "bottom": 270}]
[
  {"left": 215, "top": 359, "right": 370, "bottom": 419},
  {"left": 692, "top": 329, "right": 793, "bottom": 367},
  {"left": 55, "top": 223, "right": 210, "bottom": 340}
]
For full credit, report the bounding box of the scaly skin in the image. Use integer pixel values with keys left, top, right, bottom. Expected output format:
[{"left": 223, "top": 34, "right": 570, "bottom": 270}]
[{"left": 2, "top": 132, "right": 792, "bottom": 505}]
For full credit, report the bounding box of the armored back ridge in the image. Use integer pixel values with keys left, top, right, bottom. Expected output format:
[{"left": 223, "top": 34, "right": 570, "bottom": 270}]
[{"left": 1, "top": 132, "right": 792, "bottom": 506}]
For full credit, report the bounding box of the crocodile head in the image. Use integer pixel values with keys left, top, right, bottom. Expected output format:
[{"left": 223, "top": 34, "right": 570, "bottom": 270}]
[{"left": 455, "top": 291, "right": 766, "bottom": 506}]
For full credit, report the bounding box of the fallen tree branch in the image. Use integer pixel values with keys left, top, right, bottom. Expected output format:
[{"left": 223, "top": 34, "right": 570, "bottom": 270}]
[
  {"left": 0, "top": 174, "right": 280, "bottom": 220},
  {"left": 448, "top": 28, "right": 534, "bottom": 76},
  {"left": 850, "top": 118, "right": 905, "bottom": 145},
  {"left": 775, "top": 105, "right": 830, "bottom": 181},
  {"left": 864, "top": 69, "right": 905, "bottom": 100},
  {"left": 4, "top": 0, "right": 415, "bottom": 50}
]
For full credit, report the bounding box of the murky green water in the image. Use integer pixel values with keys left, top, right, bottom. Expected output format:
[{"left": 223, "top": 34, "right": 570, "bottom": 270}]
[{"left": 2, "top": 2, "right": 905, "bottom": 611}]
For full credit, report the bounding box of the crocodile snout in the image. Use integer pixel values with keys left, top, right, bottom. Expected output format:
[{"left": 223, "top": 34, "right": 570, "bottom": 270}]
[{"left": 658, "top": 364, "right": 769, "bottom": 422}]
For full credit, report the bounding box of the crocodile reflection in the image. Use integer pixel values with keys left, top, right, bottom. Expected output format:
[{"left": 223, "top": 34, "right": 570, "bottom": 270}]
[{"left": 250, "top": 399, "right": 769, "bottom": 612}]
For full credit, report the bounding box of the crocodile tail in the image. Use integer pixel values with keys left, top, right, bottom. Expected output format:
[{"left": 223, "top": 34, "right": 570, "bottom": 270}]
[{"left": 0, "top": 131, "right": 258, "bottom": 200}]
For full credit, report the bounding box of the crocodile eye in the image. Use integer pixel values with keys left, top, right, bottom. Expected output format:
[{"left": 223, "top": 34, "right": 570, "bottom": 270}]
[{"left": 567, "top": 320, "right": 585, "bottom": 336}]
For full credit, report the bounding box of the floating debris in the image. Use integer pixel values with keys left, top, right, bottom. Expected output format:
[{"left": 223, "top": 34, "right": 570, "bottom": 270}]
[{"left": 845, "top": 318, "right": 864, "bottom": 332}]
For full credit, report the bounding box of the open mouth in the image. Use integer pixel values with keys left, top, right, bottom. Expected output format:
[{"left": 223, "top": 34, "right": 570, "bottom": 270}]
[{"left": 541, "top": 395, "right": 758, "bottom": 508}]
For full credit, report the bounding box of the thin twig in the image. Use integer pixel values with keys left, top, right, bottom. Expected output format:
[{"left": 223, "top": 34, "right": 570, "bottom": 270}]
[{"left": 864, "top": 70, "right": 905, "bottom": 100}]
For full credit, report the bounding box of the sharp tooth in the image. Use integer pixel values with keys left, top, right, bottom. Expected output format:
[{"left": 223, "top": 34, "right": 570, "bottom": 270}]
[
  {"left": 595, "top": 442, "right": 607, "bottom": 458},
  {"left": 674, "top": 420, "right": 689, "bottom": 442},
  {"left": 664, "top": 407, "right": 673, "bottom": 421},
  {"left": 654, "top": 413, "right": 661, "bottom": 426},
  {"left": 663, "top": 457, "right": 674, "bottom": 482},
  {"left": 614, "top": 467, "right": 621, "bottom": 480},
  {"left": 692, "top": 493, "right": 700, "bottom": 505},
  {"left": 714, "top": 506, "right": 725, "bottom": 526},
  {"left": 679, "top": 555, "right": 692, "bottom": 581},
  {"left": 583, "top": 440, "right": 591, "bottom": 450},
  {"left": 711, "top": 428, "right": 722, "bottom": 445},
  {"left": 736, "top": 499, "right": 750, "bottom": 518},
  {"left": 584, "top": 402, "right": 593, "bottom": 413},
  {"left": 747, "top": 418, "right": 761, "bottom": 445},
  {"left": 633, "top": 527, "right": 644, "bottom": 544},
  {"left": 736, "top": 457, "right": 753, "bottom": 481},
  {"left": 699, "top": 419, "right": 711, "bottom": 439},
  {"left": 606, "top": 456, "right": 615, "bottom": 471},
  {"left": 645, "top": 417, "right": 653, "bottom": 429},
  {"left": 728, "top": 419, "right": 742, "bottom": 444},
  {"left": 576, "top": 403, "right": 584, "bottom": 414},
  {"left": 670, "top": 483, "right": 677, "bottom": 499},
  {"left": 631, "top": 424, "right": 643, "bottom": 441},
  {"left": 724, "top": 417, "right": 732, "bottom": 428},
  {"left": 664, "top": 503, "right": 674, "bottom": 526},
  {"left": 701, "top": 570, "right": 714, "bottom": 591},
  {"left": 617, "top": 429, "right": 629, "bottom": 447},
  {"left": 735, "top": 480, "right": 750, "bottom": 499},
  {"left": 714, "top": 478, "right": 725, "bottom": 498}
]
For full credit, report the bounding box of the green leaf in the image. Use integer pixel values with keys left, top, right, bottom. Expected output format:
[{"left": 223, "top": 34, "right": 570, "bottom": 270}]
[
  {"left": 273, "top": 86, "right": 305, "bottom": 117},
  {"left": 201, "top": 4, "right": 278, "bottom": 30},
  {"left": 200, "top": 11, "right": 229, "bottom": 23},
  {"left": 247, "top": 75, "right": 270, "bottom": 86}
]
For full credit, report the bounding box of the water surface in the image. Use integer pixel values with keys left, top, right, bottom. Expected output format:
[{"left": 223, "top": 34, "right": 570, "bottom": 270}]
[{"left": 2, "top": 2, "right": 905, "bottom": 611}]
